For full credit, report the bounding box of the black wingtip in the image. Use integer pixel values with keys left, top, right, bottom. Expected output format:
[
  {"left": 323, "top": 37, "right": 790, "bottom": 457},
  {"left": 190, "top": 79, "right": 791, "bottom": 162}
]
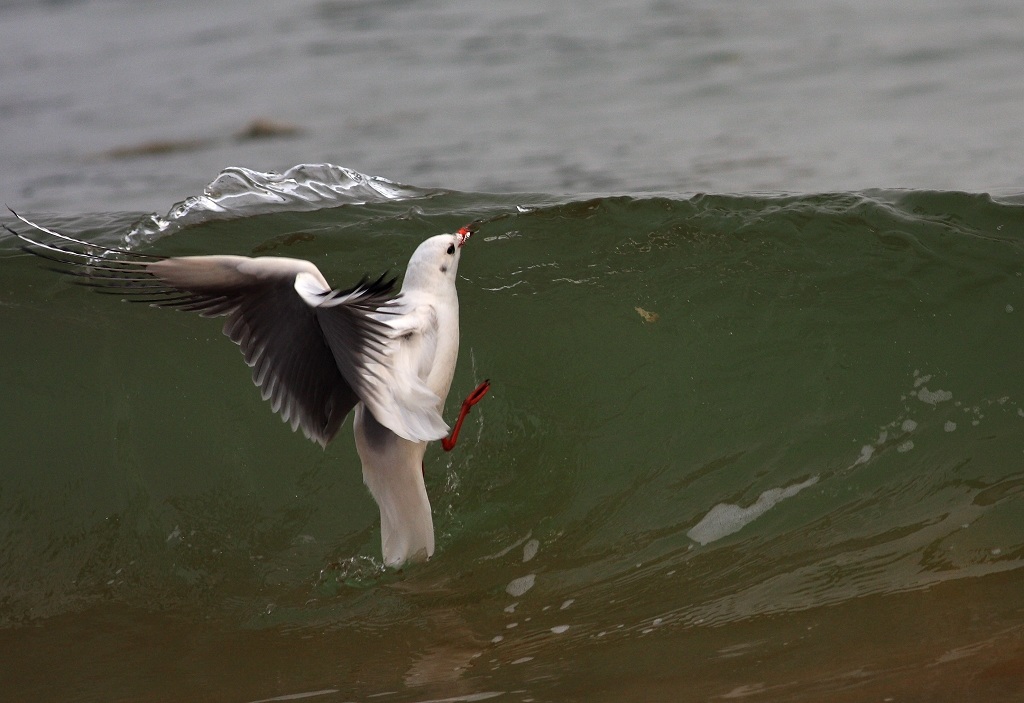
[
  {"left": 7, "top": 209, "right": 165, "bottom": 262},
  {"left": 326, "top": 270, "right": 398, "bottom": 301}
]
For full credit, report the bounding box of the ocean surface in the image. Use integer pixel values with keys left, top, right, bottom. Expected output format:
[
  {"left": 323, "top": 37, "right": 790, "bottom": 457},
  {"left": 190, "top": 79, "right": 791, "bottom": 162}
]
[{"left": 2, "top": 1, "right": 1024, "bottom": 702}]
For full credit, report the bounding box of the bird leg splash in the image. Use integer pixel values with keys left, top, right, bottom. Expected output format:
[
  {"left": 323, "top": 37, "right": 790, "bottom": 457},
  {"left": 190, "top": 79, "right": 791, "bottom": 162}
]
[{"left": 441, "top": 380, "right": 491, "bottom": 451}]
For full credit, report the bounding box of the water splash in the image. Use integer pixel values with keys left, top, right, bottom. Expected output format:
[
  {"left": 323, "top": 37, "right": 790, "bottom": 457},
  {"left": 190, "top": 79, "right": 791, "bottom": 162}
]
[
  {"left": 126, "top": 163, "right": 438, "bottom": 243},
  {"left": 315, "top": 555, "right": 387, "bottom": 593}
]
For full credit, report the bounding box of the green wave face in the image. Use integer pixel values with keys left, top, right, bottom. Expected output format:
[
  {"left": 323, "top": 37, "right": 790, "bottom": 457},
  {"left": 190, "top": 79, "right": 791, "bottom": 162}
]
[{"left": 2, "top": 188, "right": 1022, "bottom": 701}]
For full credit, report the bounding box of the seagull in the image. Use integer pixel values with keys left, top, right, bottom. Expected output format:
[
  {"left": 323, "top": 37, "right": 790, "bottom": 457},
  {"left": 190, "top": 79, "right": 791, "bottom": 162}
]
[{"left": 4, "top": 209, "right": 490, "bottom": 567}]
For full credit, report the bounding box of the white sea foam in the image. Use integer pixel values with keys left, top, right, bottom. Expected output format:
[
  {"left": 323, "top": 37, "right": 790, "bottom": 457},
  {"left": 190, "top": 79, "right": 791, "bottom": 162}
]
[
  {"left": 506, "top": 574, "right": 536, "bottom": 597},
  {"left": 917, "top": 387, "right": 953, "bottom": 405},
  {"left": 852, "top": 445, "right": 875, "bottom": 466},
  {"left": 687, "top": 476, "right": 820, "bottom": 546},
  {"left": 522, "top": 539, "right": 540, "bottom": 563}
]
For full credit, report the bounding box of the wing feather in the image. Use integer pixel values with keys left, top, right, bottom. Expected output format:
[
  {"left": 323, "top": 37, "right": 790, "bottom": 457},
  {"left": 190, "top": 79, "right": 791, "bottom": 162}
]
[
  {"left": 6, "top": 212, "right": 398, "bottom": 447},
  {"left": 355, "top": 303, "right": 450, "bottom": 442}
]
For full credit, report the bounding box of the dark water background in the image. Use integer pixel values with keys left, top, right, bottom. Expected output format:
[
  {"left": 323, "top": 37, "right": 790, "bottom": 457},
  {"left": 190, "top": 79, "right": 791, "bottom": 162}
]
[{"left": 2, "top": 1, "right": 1024, "bottom": 702}]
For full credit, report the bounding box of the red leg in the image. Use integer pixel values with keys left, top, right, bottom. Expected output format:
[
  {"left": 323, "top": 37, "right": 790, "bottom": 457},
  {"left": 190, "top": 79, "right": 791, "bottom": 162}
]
[{"left": 441, "top": 380, "right": 491, "bottom": 451}]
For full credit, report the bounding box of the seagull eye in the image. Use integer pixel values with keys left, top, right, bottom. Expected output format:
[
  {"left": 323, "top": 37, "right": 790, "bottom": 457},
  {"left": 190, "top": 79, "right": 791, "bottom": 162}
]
[{"left": 446, "top": 244, "right": 455, "bottom": 255}]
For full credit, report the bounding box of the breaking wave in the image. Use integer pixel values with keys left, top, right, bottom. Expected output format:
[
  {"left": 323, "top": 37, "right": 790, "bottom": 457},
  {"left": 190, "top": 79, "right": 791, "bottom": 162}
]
[{"left": 126, "top": 163, "right": 441, "bottom": 243}]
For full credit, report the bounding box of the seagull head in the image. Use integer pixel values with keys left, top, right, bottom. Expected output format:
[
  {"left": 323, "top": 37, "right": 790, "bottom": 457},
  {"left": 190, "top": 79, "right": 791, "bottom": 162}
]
[{"left": 401, "top": 223, "right": 476, "bottom": 293}]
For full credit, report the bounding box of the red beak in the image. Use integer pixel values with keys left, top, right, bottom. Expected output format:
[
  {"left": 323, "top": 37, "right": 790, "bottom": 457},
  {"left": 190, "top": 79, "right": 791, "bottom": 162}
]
[{"left": 456, "top": 221, "right": 481, "bottom": 247}]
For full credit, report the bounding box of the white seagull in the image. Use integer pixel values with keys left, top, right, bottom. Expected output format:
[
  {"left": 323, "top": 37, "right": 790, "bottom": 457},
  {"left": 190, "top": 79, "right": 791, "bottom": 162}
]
[{"left": 5, "top": 210, "right": 490, "bottom": 568}]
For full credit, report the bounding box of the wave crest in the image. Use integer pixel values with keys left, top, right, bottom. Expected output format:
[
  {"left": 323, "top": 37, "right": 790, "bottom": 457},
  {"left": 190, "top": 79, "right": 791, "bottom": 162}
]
[{"left": 127, "top": 164, "right": 437, "bottom": 243}]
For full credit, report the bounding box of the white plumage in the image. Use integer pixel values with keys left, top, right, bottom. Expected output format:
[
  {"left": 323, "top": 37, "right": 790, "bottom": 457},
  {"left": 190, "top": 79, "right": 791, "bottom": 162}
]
[{"left": 353, "top": 233, "right": 474, "bottom": 565}]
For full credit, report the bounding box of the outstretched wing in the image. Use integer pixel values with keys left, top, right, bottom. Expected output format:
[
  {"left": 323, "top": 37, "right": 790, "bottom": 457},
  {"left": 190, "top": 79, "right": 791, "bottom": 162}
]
[{"left": 4, "top": 211, "right": 397, "bottom": 447}]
